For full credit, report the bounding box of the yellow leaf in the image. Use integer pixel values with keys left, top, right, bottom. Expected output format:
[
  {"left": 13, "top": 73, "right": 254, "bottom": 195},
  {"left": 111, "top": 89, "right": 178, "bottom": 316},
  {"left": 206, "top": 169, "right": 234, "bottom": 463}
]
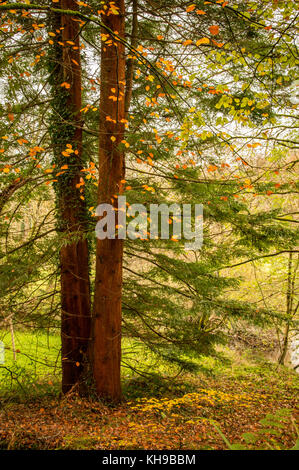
[{"left": 196, "top": 37, "right": 210, "bottom": 46}]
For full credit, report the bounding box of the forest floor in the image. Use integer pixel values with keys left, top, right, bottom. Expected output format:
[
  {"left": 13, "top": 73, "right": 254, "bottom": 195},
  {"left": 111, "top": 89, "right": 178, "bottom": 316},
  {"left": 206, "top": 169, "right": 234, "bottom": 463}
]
[{"left": 0, "top": 330, "right": 298, "bottom": 450}]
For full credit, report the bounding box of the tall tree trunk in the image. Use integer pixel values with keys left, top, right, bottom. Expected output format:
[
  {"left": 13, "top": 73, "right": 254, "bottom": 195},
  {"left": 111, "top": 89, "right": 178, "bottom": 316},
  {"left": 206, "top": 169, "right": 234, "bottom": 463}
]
[
  {"left": 92, "top": 0, "right": 126, "bottom": 402},
  {"left": 48, "top": 1, "right": 91, "bottom": 394},
  {"left": 278, "top": 252, "right": 293, "bottom": 365},
  {"left": 9, "top": 316, "right": 16, "bottom": 361}
]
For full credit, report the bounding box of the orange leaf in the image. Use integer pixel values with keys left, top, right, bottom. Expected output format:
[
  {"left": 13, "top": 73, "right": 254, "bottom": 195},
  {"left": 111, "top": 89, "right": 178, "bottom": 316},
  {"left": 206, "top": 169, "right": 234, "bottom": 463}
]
[
  {"left": 186, "top": 4, "right": 196, "bottom": 12},
  {"left": 212, "top": 40, "right": 224, "bottom": 47},
  {"left": 209, "top": 25, "right": 220, "bottom": 35},
  {"left": 60, "top": 82, "right": 71, "bottom": 89}
]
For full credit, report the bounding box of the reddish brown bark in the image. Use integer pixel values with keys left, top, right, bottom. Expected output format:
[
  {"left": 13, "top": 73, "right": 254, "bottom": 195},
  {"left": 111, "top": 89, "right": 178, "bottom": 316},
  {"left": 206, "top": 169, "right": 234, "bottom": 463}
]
[
  {"left": 58, "top": 1, "right": 91, "bottom": 394},
  {"left": 92, "top": 1, "right": 126, "bottom": 402}
]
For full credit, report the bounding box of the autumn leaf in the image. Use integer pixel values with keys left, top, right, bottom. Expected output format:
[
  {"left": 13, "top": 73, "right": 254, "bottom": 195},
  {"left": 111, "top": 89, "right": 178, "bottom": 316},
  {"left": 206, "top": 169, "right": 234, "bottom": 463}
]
[
  {"left": 186, "top": 4, "right": 196, "bottom": 12},
  {"left": 60, "top": 82, "right": 71, "bottom": 89},
  {"left": 209, "top": 25, "right": 220, "bottom": 35},
  {"left": 196, "top": 37, "right": 210, "bottom": 46},
  {"left": 212, "top": 40, "right": 224, "bottom": 47}
]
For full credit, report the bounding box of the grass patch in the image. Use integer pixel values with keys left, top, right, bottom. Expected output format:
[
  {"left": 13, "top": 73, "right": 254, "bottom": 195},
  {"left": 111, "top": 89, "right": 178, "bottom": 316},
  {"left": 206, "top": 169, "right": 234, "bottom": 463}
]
[
  {"left": 0, "top": 329, "right": 180, "bottom": 400},
  {"left": 1, "top": 329, "right": 298, "bottom": 401}
]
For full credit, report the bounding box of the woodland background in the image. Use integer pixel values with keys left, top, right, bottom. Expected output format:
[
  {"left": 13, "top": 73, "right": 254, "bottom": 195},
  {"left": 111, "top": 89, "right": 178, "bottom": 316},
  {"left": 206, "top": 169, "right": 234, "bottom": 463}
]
[{"left": 0, "top": 0, "right": 298, "bottom": 450}]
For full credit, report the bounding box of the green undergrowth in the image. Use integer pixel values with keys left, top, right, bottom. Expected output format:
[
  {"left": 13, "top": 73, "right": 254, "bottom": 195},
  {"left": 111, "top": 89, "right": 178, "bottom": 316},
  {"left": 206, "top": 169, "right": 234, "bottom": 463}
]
[{"left": 0, "top": 329, "right": 298, "bottom": 403}]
